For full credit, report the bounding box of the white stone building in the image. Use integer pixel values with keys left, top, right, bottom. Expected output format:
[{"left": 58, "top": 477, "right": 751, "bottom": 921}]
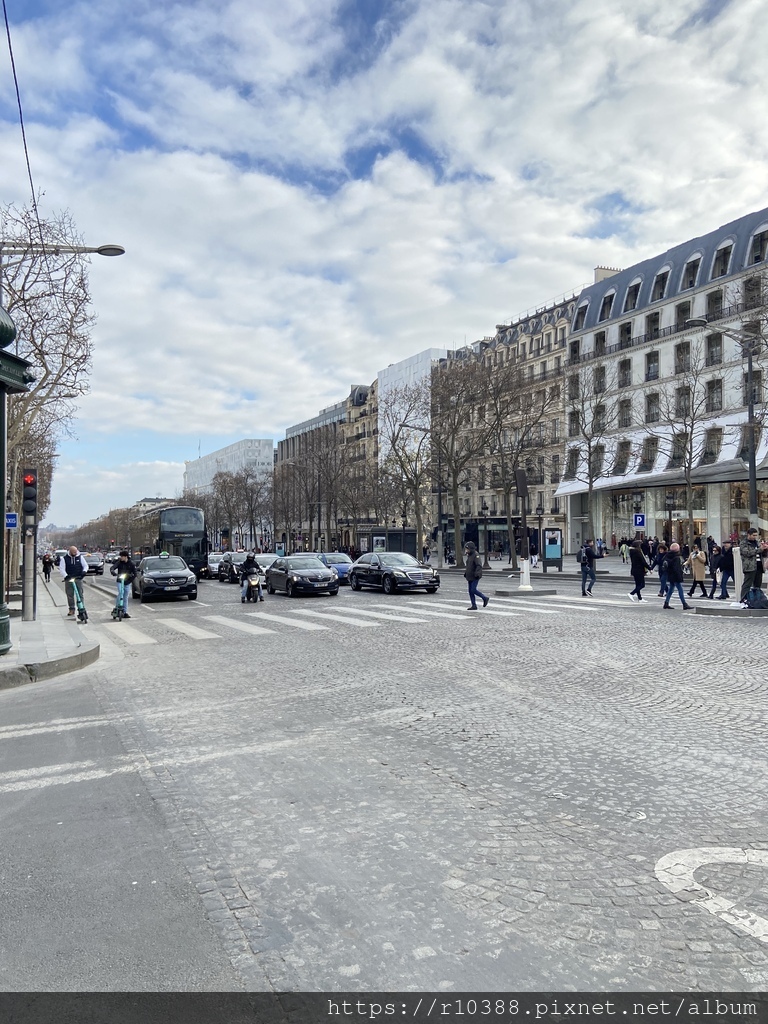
[{"left": 183, "top": 439, "right": 275, "bottom": 494}]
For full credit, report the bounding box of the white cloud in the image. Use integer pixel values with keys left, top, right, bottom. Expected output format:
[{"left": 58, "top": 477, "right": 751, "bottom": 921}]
[
  {"left": 1, "top": 0, "right": 767, "bottom": 524},
  {"left": 47, "top": 458, "right": 185, "bottom": 528}
]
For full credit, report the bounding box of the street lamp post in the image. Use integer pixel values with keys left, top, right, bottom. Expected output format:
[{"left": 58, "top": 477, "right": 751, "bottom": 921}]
[
  {"left": 686, "top": 317, "right": 762, "bottom": 522},
  {"left": 665, "top": 491, "right": 675, "bottom": 544}
]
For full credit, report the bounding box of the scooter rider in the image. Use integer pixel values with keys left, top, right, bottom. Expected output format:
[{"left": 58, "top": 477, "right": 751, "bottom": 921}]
[
  {"left": 240, "top": 552, "right": 264, "bottom": 603},
  {"left": 59, "top": 545, "right": 89, "bottom": 617},
  {"left": 111, "top": 550, "right": 137, "bottom": 618}
]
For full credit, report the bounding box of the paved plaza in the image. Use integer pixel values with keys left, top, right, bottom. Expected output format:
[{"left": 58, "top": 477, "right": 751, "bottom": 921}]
[{"left": 0, "top": 572, "right": 766, "bottom": 992}]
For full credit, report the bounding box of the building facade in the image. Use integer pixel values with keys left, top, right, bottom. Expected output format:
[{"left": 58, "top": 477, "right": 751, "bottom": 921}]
[
  {"left": 556, "top": 206, "right": 768, "bottom": 548},
  {"left": 183, "top": 439, "right": 274, "bottom": 494}
]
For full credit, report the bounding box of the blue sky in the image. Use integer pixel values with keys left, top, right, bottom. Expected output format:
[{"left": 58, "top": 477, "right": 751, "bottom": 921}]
[{"left": 0, "top": 0, "right": 766, "bottom": 525}]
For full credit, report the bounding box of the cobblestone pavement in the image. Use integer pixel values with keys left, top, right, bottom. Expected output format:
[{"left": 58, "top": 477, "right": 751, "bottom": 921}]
[{"left": 1, "top": 574, "right": 767, "bottom": 991}]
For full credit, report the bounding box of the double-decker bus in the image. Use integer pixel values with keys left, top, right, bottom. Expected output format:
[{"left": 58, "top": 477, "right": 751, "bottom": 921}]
[{"left": 130, "top": 505, "right": 208, "bottom": 577}]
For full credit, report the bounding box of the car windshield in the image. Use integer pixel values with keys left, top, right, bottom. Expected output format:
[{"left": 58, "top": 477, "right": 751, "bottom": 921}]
[
  {"left": 229, "top": 553, "right": 249, "bottom": 563},
  {"left": 209, "top": 552, "right": 223, "bottom": 560},
  {"left": 142, "top": 557, "right": 187, "bottom": 572},
  {"left": 285, "top": 557, "right": 326, "bottom": 570},
  {"left": 85, "top": 555, "right": 101, "bottom": 562},
  {"left": 379, "top": 554, "right": 420, "bottom": 566},
  {"left": 321, "top": 553, "right": 352, "bottom": 564}
]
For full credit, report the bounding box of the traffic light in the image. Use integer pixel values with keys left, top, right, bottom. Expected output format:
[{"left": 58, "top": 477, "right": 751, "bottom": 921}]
[{"left": 22, "top": 468, "right": 38, "bottom": 519}]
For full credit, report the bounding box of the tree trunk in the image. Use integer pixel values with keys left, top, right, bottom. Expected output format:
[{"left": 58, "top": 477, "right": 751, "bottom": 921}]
[{"left": 451, "top": 481, "right": 464, "bottom": 568}]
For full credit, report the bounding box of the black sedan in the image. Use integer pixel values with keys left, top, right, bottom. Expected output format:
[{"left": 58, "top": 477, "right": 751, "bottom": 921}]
[
  {"left": 265, "top": 556, "right": 339, "bottom": 597},
  {"left": 132, "top": 555, "right": 198, "bottom": 602},
  {"left": 348, "top": 552, "right": 440, "bottom": 594},
  {"left": 218, "top": 551, "right": 249, "bottom": 583},
  {"left": 83, "top": 553, "right": 105, "bottom": 575}
]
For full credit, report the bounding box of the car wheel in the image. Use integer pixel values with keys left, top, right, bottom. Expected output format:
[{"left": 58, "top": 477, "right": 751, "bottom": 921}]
[
  {"left": 267, "top": 581, "right": 275, "bottom": 594},
  {"left": 188, "top": 593, "right": 197, "bottom": 601},
  {"left": 349, "top": 574, "right": 361, "bottom": 591},
  {"left": 140, "top": 591, "right": 149, "bottom": 603},
  {"left": 383, "top": 575, "right": 394, "bottom": 594},
  {"left": 286, "top": 581, "right": 295, "bottom": 598},
  {"left": 426, "top": 587, "right": 437, "bottom": 594},
  {"left": 329, "top": 588, "right": 338, "bottom": 596}
]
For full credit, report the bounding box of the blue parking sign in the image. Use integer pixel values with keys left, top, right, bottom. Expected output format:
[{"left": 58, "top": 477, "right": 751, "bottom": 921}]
[
  {"left": 633, "top": 513, "right": 646, "bottom": 529},
  {"left": 5, "top": 512, "right": 17, "bottom": 530}
]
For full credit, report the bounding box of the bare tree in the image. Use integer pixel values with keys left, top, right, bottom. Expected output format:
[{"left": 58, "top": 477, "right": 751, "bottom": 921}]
[
  {"left": 484, "top": 358, "right": 562, "bottom": 568},
  {"left": 430, "top": 357, "right": 493, "bottom": 569},
  {"left": 563, "top": 360, "right": 618, "bottom": 541}
]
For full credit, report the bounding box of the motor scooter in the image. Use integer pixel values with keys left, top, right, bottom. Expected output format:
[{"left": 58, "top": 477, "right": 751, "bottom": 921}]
[{"left": 241, "top": 568, "right": 265, "bottom": 603}]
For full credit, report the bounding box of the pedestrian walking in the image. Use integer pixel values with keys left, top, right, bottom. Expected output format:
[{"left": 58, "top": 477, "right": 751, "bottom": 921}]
[
  {"left": 628, "top": 540, "right": 652, "bottom": 601},
  {"left": 651, "top": 542, "right": 668, "bottom": 597},
  {"left": 739, "top": 528, "right": 761, "bottom": 603},
  {"left": 58, "top": 545, "right": 89, "bottom": 617},
  {"left": 41, "top": 551, "right": 54, "bottom": 583},
  {"left": 580, "top": 538, "right": 597, "bottom": 597},
  {"left": 706, "top": 545, "right": 723, "bottom": 600},
  {"left": 685, "top": 544, "right": 708, "bottom": 598},
  {"left": 463, "top": 541, "right": 489, "bottom": 610},
  {"left": 662, "top": 543, "right": 691, "bottom": 610},
  {"left": 529, "top": 538, "right": 539, "bottom": 569},
  {"left": 619, "top": 540, "right": 629, "bottom": 564},
  {"left": 716, "top": 540, "right": 734, "bottom": 600}
]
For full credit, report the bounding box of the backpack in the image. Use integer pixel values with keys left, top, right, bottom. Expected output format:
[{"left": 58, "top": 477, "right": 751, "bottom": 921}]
[
  {"left": 578, "top": 545, "right": 588, "bottom": 565},
  {"left": 746, "top": 587, "right": 768, "bottom": 610}
]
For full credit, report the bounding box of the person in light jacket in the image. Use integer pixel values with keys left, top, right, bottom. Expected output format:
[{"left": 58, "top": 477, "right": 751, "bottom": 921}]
[{"left": 685, "top": 544, "right": 708, "bottom": 598}]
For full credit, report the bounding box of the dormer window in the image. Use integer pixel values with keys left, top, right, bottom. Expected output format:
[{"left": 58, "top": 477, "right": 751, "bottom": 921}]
[
  {"left": 682, "top": 256, "right": 701, "bottom": 290},
  {"left": 574, "top": 304, "right": 588, "bottom": 331},
  {"left": 651, "top": 270, "right": 669, "bottom": 302},
  {"left": 598, "top": 293, "right": 615, "bottom": 322},
  {"left": 750, "top": 229, "right": 768, "bottom": 264},
  {"left": 623, "top": 282, "right": 641, "bottom": 312},
  {"left": 712, "top": 244, "right": 733, "bottom": 279}
]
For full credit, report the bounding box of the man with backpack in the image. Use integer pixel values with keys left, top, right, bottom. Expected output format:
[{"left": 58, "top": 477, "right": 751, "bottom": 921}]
[{"left": 580, "top": 539, "right": 597, "bottom": 597}]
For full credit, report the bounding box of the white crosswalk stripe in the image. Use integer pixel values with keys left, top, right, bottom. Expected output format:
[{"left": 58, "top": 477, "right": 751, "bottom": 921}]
[
  {"left": 155, "top": 618, "right": 222, "bottom": 640},
  {"left": 307, "top": 606, "right": 428, "bottom": 623},
  {"left": 204, "top": 615, "right": 275, "bottom": 636},
  {"left": 286, "top": 608, "right": 377, "bottom": 627},
  {"left": 490, "top": 596, "right": 600, "bottom": 613},
  {"left": 368, "top": 602, "right": 468, "bottom": 620},
  {"left": 103, "top": 623, "right": 157, "bottom": 645},
  {"left": 245, "top": 611, "right": 329, "bottom": 630},
  {"left": 406, "top": 598, "right": 524, "bottom": 617}
]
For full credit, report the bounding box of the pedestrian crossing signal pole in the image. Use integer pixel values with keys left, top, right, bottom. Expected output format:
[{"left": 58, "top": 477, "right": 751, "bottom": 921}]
[{"left": 22, "top": 468, "right": 38, "bottom": 621}]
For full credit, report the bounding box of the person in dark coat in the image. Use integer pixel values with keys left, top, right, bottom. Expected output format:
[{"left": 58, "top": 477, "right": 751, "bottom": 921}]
[
  {"left": 650, "top": 542, "right": 668, "bottom": 597},
  {"left": 706, "top": 545, "right": 723, "bottom": 600},
  {"left": 716, "top": 541, "right": 734, "bottom": 600},
  {"left": 662, "top": 543, "right": 691, "bottom": 610},
  {"left": 628, "top": 540, "right": 652, "bottom": 601},
  {"left": 463, "top": 541, "right": 489, "bottom": 610}
]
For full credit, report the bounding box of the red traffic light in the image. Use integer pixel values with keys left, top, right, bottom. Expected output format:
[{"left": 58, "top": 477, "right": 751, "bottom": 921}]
[{"left": 23, "top": 473, "right": 36, "bottom": 485}]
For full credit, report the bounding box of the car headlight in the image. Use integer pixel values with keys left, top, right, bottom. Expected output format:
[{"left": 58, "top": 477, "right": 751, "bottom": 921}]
[
  {"left": 393, "top": 570, "right": 407, "bottom": 577},
  {"left": 330, "top": 567, "right": 338, "bottom": 576},
  {"left": 289, "top": 574, "right": 300, "bottom": 582},
  {"left": 187, "top": 575, "right": 196, "bottom": 583}
]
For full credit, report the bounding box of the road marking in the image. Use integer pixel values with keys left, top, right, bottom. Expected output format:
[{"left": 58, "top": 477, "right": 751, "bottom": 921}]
[
  {"left": 655, "top": 847, "right": 768, "bottom": 944},
  {"left": 368, "top": 603, "right": 468, "bottom": 620},
  {"left": 409, "top": 598, "right": 524, "bottom": 617},
  {"left": 491, "top": 596, "right": 601, "bottom": 613},
  {"left": 155, "top": 618, "right": 221, "bottom": 640},
  {"left": 311, "top": 607, "right": 427, "bottom": 623},
  {"left": 204, "top": 615, "right": 275, "bottom": 636},
  {"left": 245, "top": 611, "right": 329, "bottom": 630},
  {"left": 287, "top": 608, "right": 376, "bottom": 627},
  {"left": 103, "top": 623, "right": 157, "bottom": 645},
  {"left": 193, "top": 600, "right": 211, "bottom": 607}
]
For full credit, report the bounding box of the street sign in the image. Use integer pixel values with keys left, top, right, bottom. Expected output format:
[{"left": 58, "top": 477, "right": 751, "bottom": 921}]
[
  {"left": 0, "top": 350, "right": 33, "bottom": 393},
  {"left": 633, "top": 513, "right": 646, "bottom": 528},
  {"left": 5, "top": 512, "right": 17, "bottom": 530}
]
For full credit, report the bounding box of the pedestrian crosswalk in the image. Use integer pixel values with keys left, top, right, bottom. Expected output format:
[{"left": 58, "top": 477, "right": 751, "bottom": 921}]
[{"left": 84, "top": 589, "right": 662, "bottom": 649}]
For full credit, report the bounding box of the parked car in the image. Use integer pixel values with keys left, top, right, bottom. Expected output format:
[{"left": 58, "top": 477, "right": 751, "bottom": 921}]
[
  {"left": 265, "top": 555, "right": 338, "bottom": 597},
  {"left": 316, "top": 552, "right": 353, "bottom": 583},
  {"left": 218, "top": 551, "right": 250, "bottom": 583},
  {"left": 104, "top": 551, "right": 119, "bottom": 564},
  {"left": 132, "top": 554, "right": 198, "bottom": 602},
  {"left": 204, "top": 551, "right": 225, "bottom": 579},
  {"left": 83, "top": 553, "right": 105, "bottom": 575},
  {"left": 348, "top": 552, "right": 440, "bottom": 594}
]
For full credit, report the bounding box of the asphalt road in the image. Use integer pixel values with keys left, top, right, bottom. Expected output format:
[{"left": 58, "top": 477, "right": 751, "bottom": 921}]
[{"left": 1, "top": 566, "right": 766, "bottom": 992}]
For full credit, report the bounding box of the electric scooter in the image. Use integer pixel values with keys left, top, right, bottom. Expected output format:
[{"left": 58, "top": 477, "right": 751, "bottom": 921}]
[
  {"left": 111, "top": 573, "right": 129, "bottom": 621},
  {"left": 68, "top": 576, "right": 88, "bottom": 623}
]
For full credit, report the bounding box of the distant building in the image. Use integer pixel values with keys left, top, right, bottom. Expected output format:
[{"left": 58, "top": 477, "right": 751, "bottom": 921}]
[
  {"left": 377, "top": 349, "right": 448, "bottom": 450},
  {"left": 183, "top": 439, "right": 274, "bottom": 494},
  {"left": 134, "top": 497, "right": 174, "bottom": 513}
]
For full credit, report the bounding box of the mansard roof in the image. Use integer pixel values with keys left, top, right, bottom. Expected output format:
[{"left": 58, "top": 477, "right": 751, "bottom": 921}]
[{"left": 571, "top": 205, "right": 768, "bottom": 333}]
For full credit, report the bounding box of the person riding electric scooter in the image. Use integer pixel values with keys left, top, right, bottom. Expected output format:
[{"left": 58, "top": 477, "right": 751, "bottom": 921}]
[
  {"left": 110, "top": 550, "right": 137, "bottom": 619},
  {"left": 59, "top": 545, "right": 89, "bottom": 621},
  {"left": 239, "top": 552, "right": 264, "bottom": 603}
]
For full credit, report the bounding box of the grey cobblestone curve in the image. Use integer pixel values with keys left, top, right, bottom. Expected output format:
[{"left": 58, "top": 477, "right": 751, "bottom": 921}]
[{"left": 84, "top": 596, "right": 768, "bottom": 992}]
